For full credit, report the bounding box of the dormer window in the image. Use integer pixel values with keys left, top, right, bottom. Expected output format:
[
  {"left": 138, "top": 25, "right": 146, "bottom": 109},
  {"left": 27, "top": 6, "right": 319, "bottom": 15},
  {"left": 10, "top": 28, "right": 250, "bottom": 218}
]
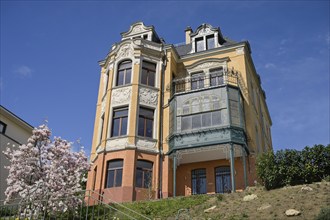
[
  {"left": 189, "top": 23, "right": 225, "bottom": 54},
  {"left": 121, "top": 22, "right": 161, "bottom": 43},
  {"left": 196, "top": 37, "right": 204, "bottom": 52},
  {"left": 206, "top": 35, "right": 215, "bottom": 50},
  {"left": 194, "top": 35, "right": 215, "bottom": 52}
]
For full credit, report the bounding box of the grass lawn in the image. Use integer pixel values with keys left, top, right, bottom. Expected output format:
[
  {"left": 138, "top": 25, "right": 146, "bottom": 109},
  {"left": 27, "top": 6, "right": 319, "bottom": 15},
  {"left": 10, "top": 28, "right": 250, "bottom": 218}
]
[{"left": 113, "top": 181, "right": 329, "bottom": 219}]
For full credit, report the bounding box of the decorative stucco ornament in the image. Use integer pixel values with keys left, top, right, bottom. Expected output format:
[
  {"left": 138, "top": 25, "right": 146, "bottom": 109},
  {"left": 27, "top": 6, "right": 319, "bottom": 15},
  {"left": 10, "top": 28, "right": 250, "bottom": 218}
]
[
  {"left": 116, "top": 43, "right": 134, "bottom": 60},
  {"left": 139, "top": 87, "right": 158, "bottom": 106},
  {"left": 112, "top": 87, "right": 131, "bottom": 105}
]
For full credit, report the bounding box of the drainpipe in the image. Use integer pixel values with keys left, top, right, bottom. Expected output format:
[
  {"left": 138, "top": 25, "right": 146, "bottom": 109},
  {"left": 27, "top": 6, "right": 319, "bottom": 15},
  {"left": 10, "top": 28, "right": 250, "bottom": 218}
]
[{"left": 158, "top": 42, "right": 167, "bottom": 199}]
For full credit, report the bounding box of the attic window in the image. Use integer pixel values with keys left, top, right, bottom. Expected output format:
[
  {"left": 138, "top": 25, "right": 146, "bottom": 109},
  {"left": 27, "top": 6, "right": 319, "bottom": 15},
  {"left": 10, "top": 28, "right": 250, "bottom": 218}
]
[
  {"left": 143, "top": 34, "right": 148, "bottom": 40},
  {"left": 195, "top": 35, "right": 216, "bottom": 52},
  {"left": 196, "top": 37, "right": 204, "bottom": 52},
  {"left": 206, "top": 35, "right": 215, "bottom": 49}
]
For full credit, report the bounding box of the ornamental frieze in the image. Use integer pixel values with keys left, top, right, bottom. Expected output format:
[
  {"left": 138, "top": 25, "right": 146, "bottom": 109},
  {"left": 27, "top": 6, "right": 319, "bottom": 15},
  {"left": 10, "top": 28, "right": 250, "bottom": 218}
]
[
  {"left": 139, "top": 87, "right": 158, "bottom": 106},
  {"left": 115, "top": 43, "right": 134, "bottom": 60},
  {"left": 112, "top": 87, "right": 131, "bottom": 106},
  {"left": 106, "top": 138, "right": 128, "bottom": 151},
  {"left": 136, "top": 138, "right": 158, "bottom": 152}
]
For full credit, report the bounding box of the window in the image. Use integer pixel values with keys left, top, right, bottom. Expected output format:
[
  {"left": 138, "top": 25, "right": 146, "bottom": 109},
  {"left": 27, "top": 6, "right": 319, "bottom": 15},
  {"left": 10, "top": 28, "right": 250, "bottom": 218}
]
[
  {"left": 195, "top": 37, "right": 204, "bottom": 52},
  {"left": 138, "top": 107, "right": 154, "bottom": 138},
  {"left": 105, "top": 160, "right": 123, "bottom": 188},
  {"left": 0, "top": 121, "right": 6, "bottom": 134},
  {"left": 192, "top": 169, "right": 207, "bottom": 194},
  {"left": 181, "top": 111, "right": 221, "bottom": 131},
  {"left": 98, "top": 114, "right": 104, "bottom": 145},
  {"left": 191, "top": 72, "right": 204, "bottom": 90},
  {"left": 111, "top": 108, "right": 128, "bottom": 137},
  {"left": 136, "top": 160, "right": 153, "bottom": 188},
  {"left": 195, "top": 35, "right": 215, "bottom": 52},
  {"left": 215, "top": 166, "right": 231, "bottom": 193},
  {"left": 210, "top": 68, "right": 224, "bottom": 86},
  {"left": 206, "top": 35, "right": 215, "bottom": 50},
  {"left": 116, "top": 60, "right": 132, "bottom": 86},
  {"left": 141, "top": 61, "right": 156, "bottom": 87},
  {"left": 92, "top": 167, "right": 97, "bottom": 190}
]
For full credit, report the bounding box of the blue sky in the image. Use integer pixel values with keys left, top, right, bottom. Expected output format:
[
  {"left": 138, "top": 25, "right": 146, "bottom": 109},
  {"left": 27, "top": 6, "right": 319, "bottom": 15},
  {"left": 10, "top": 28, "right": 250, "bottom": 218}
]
[{"left": 1, "top": 1, "right": 329, "bottom": 156}]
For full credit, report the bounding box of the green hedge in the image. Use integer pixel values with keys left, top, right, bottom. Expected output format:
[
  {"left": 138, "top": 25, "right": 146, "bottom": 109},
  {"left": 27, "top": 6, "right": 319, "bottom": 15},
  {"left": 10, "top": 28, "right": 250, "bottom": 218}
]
[{"left": 256, "top": 144, "right": 330, "bottom": 190}]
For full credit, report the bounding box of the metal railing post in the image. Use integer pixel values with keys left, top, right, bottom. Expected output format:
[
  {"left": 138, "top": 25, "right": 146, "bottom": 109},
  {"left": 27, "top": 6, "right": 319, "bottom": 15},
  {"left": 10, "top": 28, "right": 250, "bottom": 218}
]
[{"left": 85, "top": 190, "right": 90, "bottom": 220}]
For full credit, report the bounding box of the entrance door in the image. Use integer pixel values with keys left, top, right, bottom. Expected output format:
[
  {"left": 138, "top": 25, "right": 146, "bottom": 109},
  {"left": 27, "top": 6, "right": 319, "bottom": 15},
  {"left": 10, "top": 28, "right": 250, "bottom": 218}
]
[{"left": 215, "top": 166, "right": 231, "bottom": 193}]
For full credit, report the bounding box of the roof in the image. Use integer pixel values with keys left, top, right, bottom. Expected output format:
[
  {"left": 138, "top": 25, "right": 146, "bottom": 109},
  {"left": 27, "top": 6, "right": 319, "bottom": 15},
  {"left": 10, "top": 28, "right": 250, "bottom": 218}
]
[
  {"left": 174, "top": 43, "right": 192, "bottom": 57},
  {"left": 0, "top": 105, "right": 34, "bottom": 130}
]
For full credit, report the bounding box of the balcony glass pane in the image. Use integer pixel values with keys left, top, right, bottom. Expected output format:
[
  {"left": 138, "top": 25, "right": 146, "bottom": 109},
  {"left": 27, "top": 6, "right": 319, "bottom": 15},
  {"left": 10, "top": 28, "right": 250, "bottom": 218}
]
[
  {"left": 192, "top": 115, "right": 201, "bottom": 129},
  {"left": 212, "top": 111, "right": 221, "bottom": 125},
  {"left": 181, "top": 116, "right": 192, "bottom": 131},
  {"left": 202, "top": 112, "right": 212, "bottom": 127}
]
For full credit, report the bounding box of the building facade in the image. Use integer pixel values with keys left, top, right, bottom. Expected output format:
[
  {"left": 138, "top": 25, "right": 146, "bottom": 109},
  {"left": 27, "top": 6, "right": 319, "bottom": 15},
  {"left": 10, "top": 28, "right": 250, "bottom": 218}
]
[
  {"left": 86, "top": 22, "right": 272, "bottom": 202},
  {"left": 0, "top": 106, "right": 33, "bottom": 202}
]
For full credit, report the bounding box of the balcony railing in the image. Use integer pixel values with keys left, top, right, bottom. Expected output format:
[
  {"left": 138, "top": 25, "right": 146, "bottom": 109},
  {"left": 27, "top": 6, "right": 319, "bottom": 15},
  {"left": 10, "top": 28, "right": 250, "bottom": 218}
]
[{"left": 172, "top": 68, "right": 241, "bottom": 95}]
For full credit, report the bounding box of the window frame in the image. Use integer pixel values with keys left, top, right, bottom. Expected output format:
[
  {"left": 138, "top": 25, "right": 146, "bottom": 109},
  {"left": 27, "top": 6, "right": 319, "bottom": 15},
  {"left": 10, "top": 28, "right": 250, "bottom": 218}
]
[
  {"left": 135, "top": 160, "right": 153, "bottom": 188},
  {"left": 215, "top": 166, "right": 231, "bottom": 193},
  {"left": 105, "top": 159, "right": 123, "bottom": 188},
  {"left": 138, "top": 107, "right": 154, "bottom": 138},
  {"left": 210, "top": 67, "right": 224, "bottom": 87},
  {"left": 116, "top": 60, "right": 132, "bottom": 86},
  {"left": 141, "top": 61, "right": 156, "bottom": 87},
  {"left": 190, "top": 72, "right": 204, "bottom": 90},
  {"left": 195, "top": 37, "right": 204, "bottom": 52},
  {"left": 191, "top": 168, "right": 207, "bottom": 195},
  {"left": 206, "top": 35, "right": 215, "bottom": 50},
  {"left": 111, "top": 107, "right": 129, "bottom": 137}
]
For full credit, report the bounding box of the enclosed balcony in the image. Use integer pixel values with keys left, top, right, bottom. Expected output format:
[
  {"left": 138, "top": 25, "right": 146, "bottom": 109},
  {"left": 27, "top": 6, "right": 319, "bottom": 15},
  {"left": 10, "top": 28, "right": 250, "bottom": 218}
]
[
  {"left": 168, "top": 69, "right": 249, "bottom": 195},
  {"left": 168, "top": 69, "right": 247, "bottom": 153}
]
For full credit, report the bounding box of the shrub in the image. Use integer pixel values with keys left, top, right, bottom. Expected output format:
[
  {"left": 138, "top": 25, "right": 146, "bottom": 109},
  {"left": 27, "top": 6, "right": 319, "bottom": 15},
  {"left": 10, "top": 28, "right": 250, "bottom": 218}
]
[
  {"left": 257, "top": 144, "right": 330, "bottom": 190},
  {"left": 315, "top": 207, "right": 330, "bottom": 220}
]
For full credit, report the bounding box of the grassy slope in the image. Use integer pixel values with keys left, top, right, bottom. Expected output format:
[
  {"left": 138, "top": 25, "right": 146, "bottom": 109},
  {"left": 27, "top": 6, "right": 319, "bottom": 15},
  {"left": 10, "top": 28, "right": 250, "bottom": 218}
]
[{"left": 118, "top": 181, "right": 330, "bottom": 220}]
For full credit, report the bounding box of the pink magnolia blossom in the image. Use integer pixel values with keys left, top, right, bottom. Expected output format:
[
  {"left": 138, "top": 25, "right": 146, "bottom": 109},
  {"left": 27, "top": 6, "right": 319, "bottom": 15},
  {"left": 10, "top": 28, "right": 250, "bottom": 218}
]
[{"left": 3, "top": 124, "right": 90, "bottom": 214}]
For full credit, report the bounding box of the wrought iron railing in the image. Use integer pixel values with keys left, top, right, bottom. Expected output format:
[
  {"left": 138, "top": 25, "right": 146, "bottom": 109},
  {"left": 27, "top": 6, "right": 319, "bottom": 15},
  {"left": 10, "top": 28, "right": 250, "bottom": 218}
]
[
  {"left": 171, "top": 68, "right": 248, "bottom": 100},
  {"left": 0, "top": 190, "right": 151, "bottom": 220}
]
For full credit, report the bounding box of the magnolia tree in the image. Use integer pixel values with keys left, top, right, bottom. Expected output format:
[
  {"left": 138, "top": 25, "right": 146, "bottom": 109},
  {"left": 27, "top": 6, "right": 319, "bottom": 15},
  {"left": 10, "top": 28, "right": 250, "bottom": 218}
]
[{"left": 3, "top": 124, "right": 90, "bottom": 214}]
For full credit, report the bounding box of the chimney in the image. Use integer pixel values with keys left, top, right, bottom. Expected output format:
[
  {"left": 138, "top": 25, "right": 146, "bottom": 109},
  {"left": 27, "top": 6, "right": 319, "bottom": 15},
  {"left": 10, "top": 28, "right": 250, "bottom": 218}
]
[{"left": 185, "top": 26, "right": 192, "bottom": 44}]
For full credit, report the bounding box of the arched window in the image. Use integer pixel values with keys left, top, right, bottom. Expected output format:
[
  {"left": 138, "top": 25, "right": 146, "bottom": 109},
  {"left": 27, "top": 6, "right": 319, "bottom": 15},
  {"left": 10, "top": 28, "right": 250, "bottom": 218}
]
[
  {"left": 215, "top": 166, "right": 231, "bottom": 193},
  {"left": 136, "top": 160, "right": 153, "bottom": 188},
  {"left": 191, "top": 168, "right": 207, "bottom": 194},
  {"left": 116, "top": 60, "right": 132, "bottom": 86},
  {"left": 105, "top": 159, "right": 123, "bottom": 188}
]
